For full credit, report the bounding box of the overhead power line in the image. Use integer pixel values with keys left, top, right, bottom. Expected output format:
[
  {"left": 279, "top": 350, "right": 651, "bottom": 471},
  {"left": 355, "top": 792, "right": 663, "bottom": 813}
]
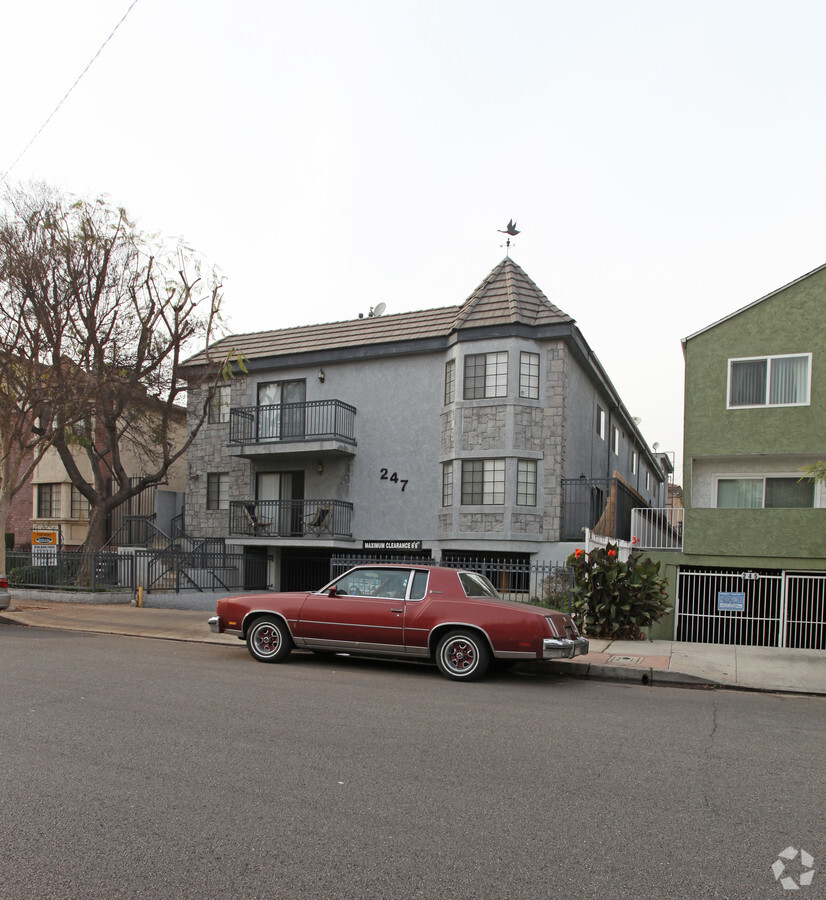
[{"left": 0, "top": 0, "right": 142, "bottom": 186}]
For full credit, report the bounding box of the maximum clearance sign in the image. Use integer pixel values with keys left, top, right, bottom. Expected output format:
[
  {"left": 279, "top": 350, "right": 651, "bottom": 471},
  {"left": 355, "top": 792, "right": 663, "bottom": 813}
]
[{"left": 362, "top": 540, "right": 423, "bottom": 551}]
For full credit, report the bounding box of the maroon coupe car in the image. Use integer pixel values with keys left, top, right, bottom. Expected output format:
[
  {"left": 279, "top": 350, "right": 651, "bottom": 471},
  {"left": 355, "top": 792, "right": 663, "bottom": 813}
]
[{"left": 208, "top": 564, "right": 588, "bottom": 681}]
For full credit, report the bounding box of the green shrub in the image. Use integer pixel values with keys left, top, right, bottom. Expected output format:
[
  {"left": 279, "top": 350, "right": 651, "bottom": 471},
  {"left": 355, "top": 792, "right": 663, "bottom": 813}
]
[{"left": 567, "top": 543, "right": 671, "bottom": 640}]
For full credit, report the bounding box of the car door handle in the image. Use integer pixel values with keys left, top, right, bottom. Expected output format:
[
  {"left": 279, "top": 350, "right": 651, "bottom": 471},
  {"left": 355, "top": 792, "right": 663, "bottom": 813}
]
[{"left": 391, "top": 608, "right": 403, "bottom": 614}]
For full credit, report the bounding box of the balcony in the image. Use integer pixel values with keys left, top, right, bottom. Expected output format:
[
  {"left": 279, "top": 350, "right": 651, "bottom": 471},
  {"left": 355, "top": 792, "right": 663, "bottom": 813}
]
[
  {"left": 229, "top": 499, "right": 353, "bottom": 540},
  {"left": 561, "top": 478, "right": 642, "bottom": 542},
  {"left": 228, "top": 400, "right": 357, "bottom": 458},
  {"left": 630, "top": 507, "right": 684, "bottom": 551}
]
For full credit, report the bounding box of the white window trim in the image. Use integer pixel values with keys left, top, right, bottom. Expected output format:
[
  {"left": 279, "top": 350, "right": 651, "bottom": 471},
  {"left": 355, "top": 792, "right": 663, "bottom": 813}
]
[
  {"left": 596, "top": 406, "right": 606, "bottom": 440},
  {"left": 713, "top": 472, "right": 821, "bottom": 508},
  {"left": 726, "top": 352, "right": 812, "bottom": 409}
]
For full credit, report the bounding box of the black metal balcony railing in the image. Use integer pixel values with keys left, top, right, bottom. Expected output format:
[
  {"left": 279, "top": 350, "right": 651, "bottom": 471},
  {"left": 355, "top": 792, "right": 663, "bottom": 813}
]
[
  {"left": 229, "top": 400, "right": 357, "bottom": 446},
  {"left": 561, "top": 477, "right": 642, "bottom": 542},
  {"left": 229, "top": 499, "right": 353, "bottom": 539}
]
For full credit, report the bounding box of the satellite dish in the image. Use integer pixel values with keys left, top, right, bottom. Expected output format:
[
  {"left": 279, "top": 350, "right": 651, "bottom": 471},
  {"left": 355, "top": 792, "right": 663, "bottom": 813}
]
[{"left": 369, "top": 302, "right": 386, "bottom": 318}]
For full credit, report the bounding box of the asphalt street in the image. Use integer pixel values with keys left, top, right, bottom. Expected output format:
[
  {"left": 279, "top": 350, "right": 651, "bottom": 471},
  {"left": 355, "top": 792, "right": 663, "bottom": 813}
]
[{"left": 1, "top": 627, "right": 824, "bottom": 900}]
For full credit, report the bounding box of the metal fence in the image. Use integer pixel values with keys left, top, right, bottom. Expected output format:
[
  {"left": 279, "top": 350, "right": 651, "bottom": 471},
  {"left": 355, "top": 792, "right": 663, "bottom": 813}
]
[
  {"left": 330, "top": 554, "right": 574, "bottom": 613},
  {"left": 630, "top": 507, "right": 684, "bottom": 551},
  {"left": 6, "top": 547, "right": 268, "bottom": 594},
  {"left": 561, "top": 478, "right": 641, "bottom": 542},
  {"left": 676, "top": 567, "right": 826, "bottom": 649}
]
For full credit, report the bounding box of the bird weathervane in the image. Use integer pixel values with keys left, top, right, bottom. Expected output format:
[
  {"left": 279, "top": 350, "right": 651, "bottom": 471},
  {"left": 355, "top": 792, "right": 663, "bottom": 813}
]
[{"left": 497, "top": 219, "right": 520, "bottom": 254}]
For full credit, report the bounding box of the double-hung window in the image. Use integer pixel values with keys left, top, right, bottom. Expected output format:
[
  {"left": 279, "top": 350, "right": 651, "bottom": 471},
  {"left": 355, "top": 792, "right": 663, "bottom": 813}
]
[
  {"left": 208, "top": 385, "right": 231, "bottom": 423},
  {"left": 464, "top": 352, "right": 508, "bottom": 399},
  {"left": 37, "top": 484, "right": 61, "bottom": 518},
  {"left": 207, "top": 472, "right": 229, "bottom": 510},
  {"left": 728, "top": 354, "right": 811, "bottom": 408},
  {"left": 461, "top": 459, "right": 505, "bottom": 505},
  {"left": 444, "top": 360, "right": 456, "bottom": 405},
  {"left": 519, "top": 352, "right": 539, "bottom": 399},
  {"left": 516, "top": 460, "right": 537, "bottom": 506},
  {"left": 71, "top": 485, "right": 90, "bottom": 519},
  {"left": 442, "top": 461, "right": 454, "bottom": 506}
]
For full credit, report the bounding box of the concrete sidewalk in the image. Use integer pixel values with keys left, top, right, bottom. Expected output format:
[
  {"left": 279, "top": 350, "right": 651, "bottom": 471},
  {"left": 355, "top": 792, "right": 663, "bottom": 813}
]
[{"left": 1, "top": 599, "right": 824, "bottom": 695}]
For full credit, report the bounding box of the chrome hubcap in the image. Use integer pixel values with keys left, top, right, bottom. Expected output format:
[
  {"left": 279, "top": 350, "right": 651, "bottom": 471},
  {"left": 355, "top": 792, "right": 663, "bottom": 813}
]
[{"left": 445, "top": 639, "right": 476, "bottom": 672}]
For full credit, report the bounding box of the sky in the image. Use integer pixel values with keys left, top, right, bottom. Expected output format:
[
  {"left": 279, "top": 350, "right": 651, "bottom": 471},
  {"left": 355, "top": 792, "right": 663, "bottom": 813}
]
[{"left": 3, "top": 0, "right": 826, "bottom": 486}]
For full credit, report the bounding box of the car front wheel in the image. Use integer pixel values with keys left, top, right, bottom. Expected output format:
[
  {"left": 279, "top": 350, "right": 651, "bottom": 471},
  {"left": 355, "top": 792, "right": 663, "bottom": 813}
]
[
  {"left": 246, "top": 617, "right": 293, "bottom": 663},
  {"left": 435, "top": 630, "right": 490, "bottom": 681}
]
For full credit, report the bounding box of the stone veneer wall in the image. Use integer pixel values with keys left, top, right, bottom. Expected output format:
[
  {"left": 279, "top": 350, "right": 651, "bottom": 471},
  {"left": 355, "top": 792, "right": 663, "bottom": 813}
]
[
  {"left": 437, "top": 341, "right": 568, "bottom": 547},
  {"left": 461, "top": 405, "right": 506, "bottom": 451},
  {"left": 185, "top": 379, "right": 251, "bottom": 538}
]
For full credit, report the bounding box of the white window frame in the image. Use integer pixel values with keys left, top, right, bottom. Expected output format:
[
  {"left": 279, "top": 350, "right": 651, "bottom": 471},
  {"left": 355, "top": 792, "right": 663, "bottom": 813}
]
[
  {"left": 714, "top": 473, "right": 819, "bottom": 509},
  {"left": 596, "top": 405, "right": 606, "bottom": 440},
  {"left": 611, "top": 426, "right": 620, "bottom": 456},
  {"left": 727, "top": 353, "right": 812, "bottom": 409},
  {"left": 631, "top": 450, "right": 638, "bottom": 475}
]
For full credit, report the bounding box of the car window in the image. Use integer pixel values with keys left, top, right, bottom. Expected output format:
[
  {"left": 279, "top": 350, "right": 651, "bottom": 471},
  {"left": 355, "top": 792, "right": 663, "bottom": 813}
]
[
  {"left": 458, "top": 571, "right": 501, "bottom": 598},
  {"left": 333, "top": 568, "right": 410, "bottom": 600},
  {"left": 409, "top": 570, "right": 428, "bottom": 601}
]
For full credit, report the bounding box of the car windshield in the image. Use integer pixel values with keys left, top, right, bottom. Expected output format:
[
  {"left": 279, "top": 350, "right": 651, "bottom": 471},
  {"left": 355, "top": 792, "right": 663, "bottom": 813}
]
[{"left": 458, "top": 571, "right": 501, "bottom": 599}]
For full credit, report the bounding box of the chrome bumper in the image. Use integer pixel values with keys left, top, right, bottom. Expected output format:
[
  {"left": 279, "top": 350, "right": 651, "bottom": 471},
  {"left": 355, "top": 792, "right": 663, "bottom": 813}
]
[
  {"left": 542, "top": 636, "right": 589, "bottom": 659},
  {"left": 208, "top": 615, "right": 221, "bottom": 634}
]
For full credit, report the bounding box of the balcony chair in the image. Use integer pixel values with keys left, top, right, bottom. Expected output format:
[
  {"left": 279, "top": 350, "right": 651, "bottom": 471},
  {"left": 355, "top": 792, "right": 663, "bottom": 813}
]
[
  {"left": 302, "top": 505, "right": 332, "bottom": 536},
  {"left": 242, "top": 502, "right": 272, "bottom": 535}
]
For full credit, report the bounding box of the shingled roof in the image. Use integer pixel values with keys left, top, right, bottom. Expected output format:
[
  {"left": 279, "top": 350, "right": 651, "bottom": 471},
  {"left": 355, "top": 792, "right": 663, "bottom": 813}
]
[{"left": 183, "top": 257, "right": 574, "bottom": 368}]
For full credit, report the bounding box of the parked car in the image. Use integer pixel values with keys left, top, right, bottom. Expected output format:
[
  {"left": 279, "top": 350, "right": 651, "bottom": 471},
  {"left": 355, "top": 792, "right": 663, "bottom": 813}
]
[
  {"left": 209, "top": 564, "right": 588, "bottom": 681},
  {"left": 0, "top": 574, "right": 10, "bottom": 610}
]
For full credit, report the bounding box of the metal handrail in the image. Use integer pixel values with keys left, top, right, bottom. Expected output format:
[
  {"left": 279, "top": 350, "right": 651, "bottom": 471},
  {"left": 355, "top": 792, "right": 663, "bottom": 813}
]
[{"left": 229, "top": 399, "right": 357, "bottom": 445}]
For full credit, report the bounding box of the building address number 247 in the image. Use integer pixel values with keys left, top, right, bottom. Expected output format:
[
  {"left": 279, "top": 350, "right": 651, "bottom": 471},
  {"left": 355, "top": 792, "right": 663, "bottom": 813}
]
[{"left": 380, "top": 468, "right": 408, "bottom": 492}]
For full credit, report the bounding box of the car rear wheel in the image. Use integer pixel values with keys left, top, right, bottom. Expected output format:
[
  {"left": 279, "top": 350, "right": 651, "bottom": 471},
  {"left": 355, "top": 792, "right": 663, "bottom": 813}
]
[
  {"left": 246, "top": 617, "right": 293, "bottom": 663},
  {"left": 435, "top": 630, "right": 490, "bottom": 681}
]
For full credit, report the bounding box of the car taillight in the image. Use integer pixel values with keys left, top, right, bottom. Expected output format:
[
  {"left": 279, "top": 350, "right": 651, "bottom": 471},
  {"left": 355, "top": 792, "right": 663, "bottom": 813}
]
[{"left": 0, "top": 575, "right": 8, "bottom": 589}]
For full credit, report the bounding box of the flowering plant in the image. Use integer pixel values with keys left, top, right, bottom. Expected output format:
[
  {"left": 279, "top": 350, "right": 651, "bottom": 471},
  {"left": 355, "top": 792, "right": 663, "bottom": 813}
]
[{"left": 567, "top": 542, "right": 670, "bottom": 640}]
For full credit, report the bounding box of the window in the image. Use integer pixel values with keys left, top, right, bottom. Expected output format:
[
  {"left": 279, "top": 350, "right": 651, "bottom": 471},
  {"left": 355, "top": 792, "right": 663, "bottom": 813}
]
[
  {"left": 70, "top": 485, "right": 90, "bottom": 519},
  {"left": 631, "top": 450, "right": 638, "bottom": 475},
  {"left": 644, "top": 469, "right": 650, "bottom": 491},
  {"left": 37, "top": 484, "right": 61, "bottom": 518},
  {"left": 464, "top": 352, "right": 508, "bottom": 399},
  {"left": 728, "top": 354, "right": 811, "bottom": 408},
  {"left": 461, "top": 459, "right": 505, "bottom": 505},
  {"left": 519, "top": 352, "right": 539, "bottom": 399},
  {"left": 717, "top": 477, "right": 815, "bottom": 509},
  {"left": 207, "top": 472, "right": 229, "bottom": 510},
  {"left": 596, "top": 405, "right": 606, "bottom": 439},
  {"left": 208, "top": 385, "right": 231, "bottom": 423},
  {"left": 442, "top": 461, "right": 454, "bottom": 507},
  {"left": 516, "top": 460, "right": 537, "bottom": 506},
  {"left": 611, "top": 426, "right": 620, "bottom": 456},
  {"left": 444, "top": 360, "right": 456, "bottom": 405}
]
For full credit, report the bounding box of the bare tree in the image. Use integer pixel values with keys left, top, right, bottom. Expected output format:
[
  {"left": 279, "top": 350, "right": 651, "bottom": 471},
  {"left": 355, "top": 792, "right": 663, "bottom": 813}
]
[
  {"left": 0, "top": 186, "right": 90, "bottom": 572},
  {"left": 0, "top": 185, "right": 232, "bottom": 576}
]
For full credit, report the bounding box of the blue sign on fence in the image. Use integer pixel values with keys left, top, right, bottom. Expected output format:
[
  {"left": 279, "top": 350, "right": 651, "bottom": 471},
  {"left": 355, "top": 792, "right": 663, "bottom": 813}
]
[{"left": 718, "top": 591, "right": 746, "bottom": 612}]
